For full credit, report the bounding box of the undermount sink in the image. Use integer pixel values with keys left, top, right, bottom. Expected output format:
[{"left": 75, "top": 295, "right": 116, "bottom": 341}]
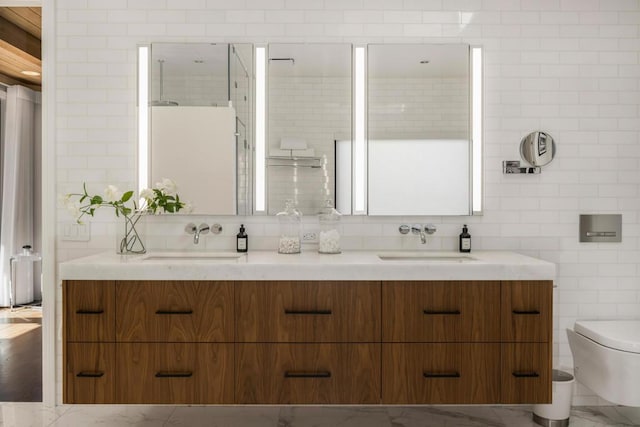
[
  {"left": 377, "top": 252, "right": 477, "bottom": 262},
  {"left": 141, "top": 252, "right": 245, "bottom": 262}
]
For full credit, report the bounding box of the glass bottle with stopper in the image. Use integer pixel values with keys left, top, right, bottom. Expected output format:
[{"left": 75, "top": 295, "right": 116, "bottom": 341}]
[
  {"left": 318, "top": 199, "right": 341, "bottom": 254},
  {"left": 277, "top": 199, "right": 302, "bottom": 254}
]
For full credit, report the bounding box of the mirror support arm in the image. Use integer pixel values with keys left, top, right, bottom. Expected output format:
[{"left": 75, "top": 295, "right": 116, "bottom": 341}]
[{"left": 502, "top": 160, "right": 541, "bottom": 174}]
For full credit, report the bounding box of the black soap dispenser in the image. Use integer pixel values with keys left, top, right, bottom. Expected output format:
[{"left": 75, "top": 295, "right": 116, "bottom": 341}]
[
  {"left": 459, "top": 224, "right": 471, "bottom": 253},
  {"left": 237, "top": 224, "right": 248, "bottom": 253}
]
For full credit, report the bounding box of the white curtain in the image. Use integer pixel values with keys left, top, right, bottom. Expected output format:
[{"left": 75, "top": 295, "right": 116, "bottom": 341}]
[{"left": 0, "top": 85, "right": 42, "bottom": 307}]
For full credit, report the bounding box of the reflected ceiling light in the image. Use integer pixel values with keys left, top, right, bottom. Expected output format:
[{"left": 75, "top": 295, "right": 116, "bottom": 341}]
[
  {"left": 21, "top": 70, "right": 40, "bottom": 76},
  {"left": 269, "top": 58, "right": 295, "bottom": 65},
  {"left": 458, "top": 12, "right": 474, "bottom": 29}
]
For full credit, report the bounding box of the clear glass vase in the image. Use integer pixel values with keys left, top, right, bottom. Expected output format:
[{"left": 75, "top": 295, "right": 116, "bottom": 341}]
[{"left": 116, "top": 212, "right": 147, "bottom": 255}]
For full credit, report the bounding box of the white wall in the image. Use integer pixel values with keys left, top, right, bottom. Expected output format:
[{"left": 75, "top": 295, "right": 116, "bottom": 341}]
[{"left": 55, "top": 0, "right": 640, "bottom": 405}]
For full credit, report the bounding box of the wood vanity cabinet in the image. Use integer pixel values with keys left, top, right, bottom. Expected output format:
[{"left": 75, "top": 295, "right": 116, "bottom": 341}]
[
  {"left": 64, "top": 280, "right": 115, "bottom": 342},
  {"left": 116, "top": 343, "right": 234, "bottom": 404},
  {"left": 63, "top": 279, "right": 552, "bottom": 405},
  {"left": 236, "top": 281, "right": 380, "bottom": 342},
  {"left": 500, "top": 281, "right": 553, "bottom": 403},
  {"left": 501, "top": 281, "right": 552, "bottom": 342},
  {"left": 63, "top": 280, "right": 234, "bottom": 404},
  {"left": 236, "top": 343, "right": 380, "bottom": 404},
  {"left": 63, "top": 280, "right": 116, "bottom": 404},
  {"left": 382, "top": 281, "right": 501, "bottom": 342},
  {"left": 382, "top": 343, "right": 500, "bottom": 404},
  {"left": 235, "top": 281, "right": 381, "bottom": 404},
  {"left": 381, "top": 280, "right": 552, "bottom": 404},
  {"left": 65, "top": 343, "right": 116, "bottom": 404},
  {"left": 116, "top": 281, "right": 234, "bottom": 342}
]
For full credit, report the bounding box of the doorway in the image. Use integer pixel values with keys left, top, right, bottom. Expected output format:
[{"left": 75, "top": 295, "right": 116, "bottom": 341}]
[{"left": 0, "top": 6, "right": 43, "bottom": 402}]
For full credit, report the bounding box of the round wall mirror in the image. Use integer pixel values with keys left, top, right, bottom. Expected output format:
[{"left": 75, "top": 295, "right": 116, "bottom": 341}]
[{"left": 520, "top": 131, "right": 556, "bottom": 167}]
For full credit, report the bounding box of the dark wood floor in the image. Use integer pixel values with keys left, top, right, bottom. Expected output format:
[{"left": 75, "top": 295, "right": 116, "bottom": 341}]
[{"left": 0, "top": 308, "right": 42, "bottom": 402}]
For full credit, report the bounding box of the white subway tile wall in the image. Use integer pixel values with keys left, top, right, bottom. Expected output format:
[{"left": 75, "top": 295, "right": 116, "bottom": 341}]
[
  {"left": 55, "top": 1, "right": 640, "bottom": 405},
  {"left": 267, "top": 75, "right": 350, "bottom": 215},
  {"left": 368, "top": 77, "right": 469, "bottom": 139}
]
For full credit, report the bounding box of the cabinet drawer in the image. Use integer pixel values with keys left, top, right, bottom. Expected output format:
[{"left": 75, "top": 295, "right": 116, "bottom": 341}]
[
  {"left": 116, "top": 281, "right": 233, "bottom": 342},
  {"left": 65, "top": 343, "right": 116, "bottom": 404},
  {"left": 116, "top": 343, "right": 234, "bottom": 404},
  {"left": 501, "top": 281, "right": 552, "bottom": 342},
  {"left": 236, "top": 343, "right": 380, "bottom": 404},
  {"left": 382, "top": 281, "right": 500, "bottom": 342},
  {"left": 236, "top": 281, "right": 380, "bottom": 342},
  {"left": 501, "top": 343, "right": 551, "bottom": 404},
  {"left": 382, "top": 343, "right": 500, "bottom": 404},
  {"left": 64, "top": 280, "right": 115, "bottom": 342}
]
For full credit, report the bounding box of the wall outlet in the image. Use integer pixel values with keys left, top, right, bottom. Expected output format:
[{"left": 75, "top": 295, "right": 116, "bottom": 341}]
[
  {"left": 62, "top": 222, "right": 91, "bottom": 241},
  {"left": 302, "top": 232, "right": 318, "bottom": 242}
]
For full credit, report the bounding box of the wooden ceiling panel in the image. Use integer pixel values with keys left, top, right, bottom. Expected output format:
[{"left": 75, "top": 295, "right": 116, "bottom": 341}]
[
  {"left": 0, "top": 7, "right": 41, "bottom": 39},
  {"left": 0, "top": 7, "right": 41, "bottom": 90},
  {"left": 0, "top": 71, "right": 41, "bottom": 91}
]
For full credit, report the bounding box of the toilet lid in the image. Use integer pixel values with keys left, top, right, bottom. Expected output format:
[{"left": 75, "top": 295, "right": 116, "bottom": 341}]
[{"left": 575, "top": 320, "right": 640, "bottom": 354}]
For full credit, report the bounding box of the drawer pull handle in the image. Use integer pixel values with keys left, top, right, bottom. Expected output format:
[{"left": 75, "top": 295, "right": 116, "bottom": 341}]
[
  {"left": 284, "top": 310, "right": 332, "bottom": 315},
  {"left": 155, "top": 371, "right": 193, "bottom": 378},
  {"left": 284, "top": 371, "right": 331, "bottom": 379},
  {"left": 512, "top": 310, "right": 540, "bottom": 315},
  {"left": 512, "top": 371, "right": 539, "bottom": 378},
  {"left": 423, "top": 371, "right": 461, "bottom": 379},
  {"left": 423, "top": 310, "right": 461, "bottom": 315},
  {"left": 155, "top": 310, "right": 193, "bottom": 315},
  {"left": 75, "top": 310, "right": 104, "bottom": 315},
  {"left": 76, "top": 371, "right": 104, "bottom": 378}
]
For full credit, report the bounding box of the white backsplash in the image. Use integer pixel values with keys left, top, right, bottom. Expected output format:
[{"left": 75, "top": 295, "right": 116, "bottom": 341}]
[{"left": 55, "top": 0, "right": 640, "bottom": 406}]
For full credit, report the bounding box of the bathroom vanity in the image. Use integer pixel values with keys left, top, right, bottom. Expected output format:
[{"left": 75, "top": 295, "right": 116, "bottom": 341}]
[{"left": 60, "top": 251, "right": 554, "bottom": 405}]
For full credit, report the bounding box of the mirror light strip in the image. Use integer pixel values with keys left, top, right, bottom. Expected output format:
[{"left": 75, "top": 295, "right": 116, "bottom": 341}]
[
  {"left": 472, "top": 46, "right": 483, "bottom": 214},
  {"left": 137, "top": 46, "right": 149, "bottom": 194},
  {"left": 255, "top": 46, "right": 266, "bottom": 212},
  {"left": 354, "top": 46, "right": 366, "bottom": 214}
]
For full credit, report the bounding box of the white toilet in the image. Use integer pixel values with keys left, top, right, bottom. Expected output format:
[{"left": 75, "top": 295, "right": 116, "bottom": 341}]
[{"left": 567, "top": 320, "right": 640, "bottom": 407}]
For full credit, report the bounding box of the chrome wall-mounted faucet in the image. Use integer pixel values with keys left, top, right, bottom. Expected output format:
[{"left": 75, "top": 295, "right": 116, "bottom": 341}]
[
  {"left": 185, "top": 223, "right": 210, "bottom": 244},
  {"left": 399, "top": 224, "right": 437, "bottom": 244}
]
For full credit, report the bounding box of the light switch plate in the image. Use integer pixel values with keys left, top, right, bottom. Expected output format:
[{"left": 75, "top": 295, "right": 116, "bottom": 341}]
[
  {"left": 62, "top": 222, "right": 91, "bottom": 241},
  {"left": 579, "top": 214, "right": 621, "bottom": 243}
]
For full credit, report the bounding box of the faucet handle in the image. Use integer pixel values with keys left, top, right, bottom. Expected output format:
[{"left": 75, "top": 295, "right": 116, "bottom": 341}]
[
  {"left": 399, "top": 225, "right": 411, "bottom": 235},
  {"left": 425, "top": 224, "right": 437, "bottom": 234},
  {"left": 185, "top": 223, "right": 197, "bottom": 234},
  {"left": 198, "top": 223, "right": 210, "bottom": 234}
]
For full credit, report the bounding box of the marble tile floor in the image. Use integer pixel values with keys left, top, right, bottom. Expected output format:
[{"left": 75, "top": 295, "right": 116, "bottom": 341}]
[{"left": 0, "top": 404, "right": 638, "bottom": 427}]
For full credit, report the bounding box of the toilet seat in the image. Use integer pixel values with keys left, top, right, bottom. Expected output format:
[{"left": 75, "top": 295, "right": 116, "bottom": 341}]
[{"left": 575, "top": 320, "right": 640, "bottom": 354}]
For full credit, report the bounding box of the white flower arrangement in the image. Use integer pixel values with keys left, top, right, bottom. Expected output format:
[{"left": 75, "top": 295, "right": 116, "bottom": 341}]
[
  {"left": 64, "top": 178, "right": 188, "bottom": 223},
  {"left": 63, "top": 179, "right": 190, "bottom": 254}
]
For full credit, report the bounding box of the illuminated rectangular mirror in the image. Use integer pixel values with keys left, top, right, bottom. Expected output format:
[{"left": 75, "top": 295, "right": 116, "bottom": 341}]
[
  {"left": 142, "top": 43, "right": 253, "bottom": 215},
  {"left": 139, "top": 43, "right": 481, "bottom": 217},
  {"left": 367, "top": 44, "right": 472, "bottom": 216},
  {"left": 265, "top": 44, "right": 352, "bottom": 215}
]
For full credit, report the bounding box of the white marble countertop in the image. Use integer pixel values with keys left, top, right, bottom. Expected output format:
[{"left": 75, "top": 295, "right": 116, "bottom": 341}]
[{"left": 59, "top": 250, "right": 555, "bottom": 281}]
